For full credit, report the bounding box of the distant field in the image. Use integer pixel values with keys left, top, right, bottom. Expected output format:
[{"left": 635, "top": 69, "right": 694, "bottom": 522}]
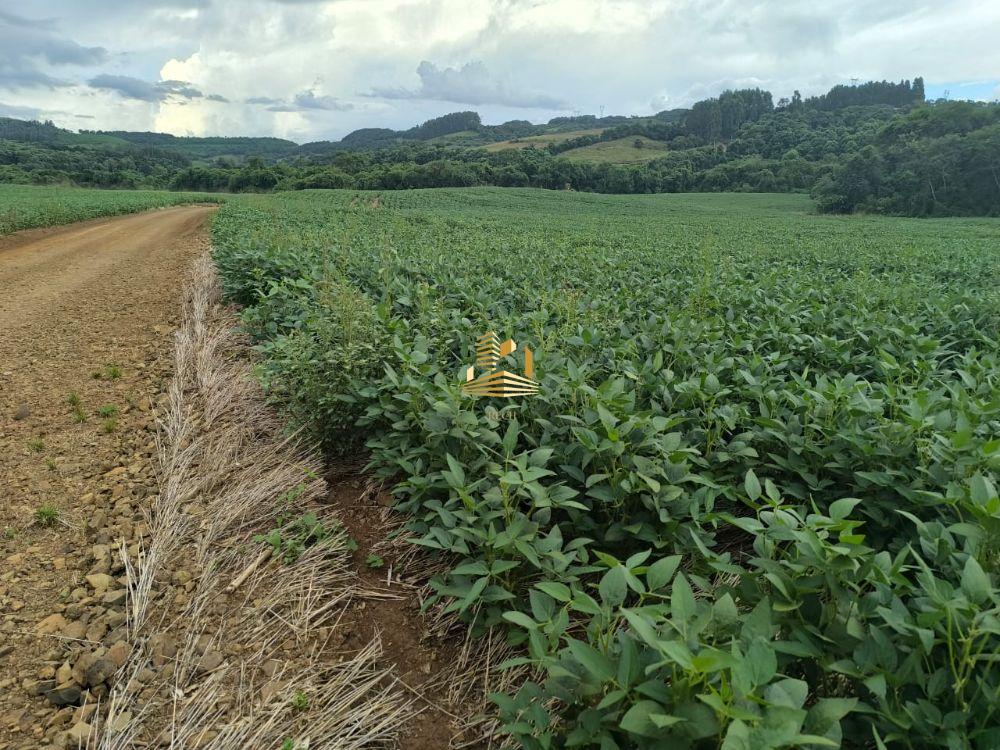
[
  {"left": 213, "top": 187, "right": 1000, "bottom": 747},
  {"left": 0, "top": 185, "right": 220, "bottom": 235},
  {"left": 560, "top": 135, "right": 670, "bottom": 163},
  {"left": 484, "top": 128, "right": 605, "bottom": 152}
]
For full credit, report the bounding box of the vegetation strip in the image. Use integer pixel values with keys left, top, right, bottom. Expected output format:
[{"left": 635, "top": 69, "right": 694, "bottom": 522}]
[
  {"left": 96, "top": 256, "right": 409, "bottom": 749},
  {"left": 0, "top": 184, "right": 220, "bottom": 236}
]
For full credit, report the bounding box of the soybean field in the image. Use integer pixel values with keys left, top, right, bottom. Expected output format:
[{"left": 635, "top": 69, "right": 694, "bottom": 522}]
[
  {"left": 0, "top": 184, "right": 220, "bottom": 235},
  {"left": 212, "top": 188, "right": 1000, "bottom": 749}
]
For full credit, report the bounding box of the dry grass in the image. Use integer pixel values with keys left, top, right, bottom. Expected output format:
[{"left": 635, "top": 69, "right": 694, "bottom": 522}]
[{"left": 95, "top": 255, "right": 410, "bottom": 749}]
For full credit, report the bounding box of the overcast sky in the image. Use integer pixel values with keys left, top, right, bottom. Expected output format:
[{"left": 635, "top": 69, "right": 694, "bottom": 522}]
[{"left": 1, "top": 0, "right": 998, "bottom": 143}]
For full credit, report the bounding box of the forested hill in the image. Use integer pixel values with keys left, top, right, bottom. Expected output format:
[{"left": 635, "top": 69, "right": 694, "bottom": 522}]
[
  {"left": 89, "top": 131, "right": 300, "bottom": 161},
  {"left": 3, "top": 76, "right": 998, "bottom": 217}
]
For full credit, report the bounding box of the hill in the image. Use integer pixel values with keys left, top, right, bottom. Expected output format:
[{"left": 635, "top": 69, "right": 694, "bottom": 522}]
[
  {"left": 88, "top": 131, "right": 299, "bottom": 161},
  {"left": 4, "top": 75, "right": 997, "bottom": 217}
]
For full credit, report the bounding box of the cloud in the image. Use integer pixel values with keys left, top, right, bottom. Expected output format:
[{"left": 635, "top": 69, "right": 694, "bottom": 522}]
[
  {"left": 291, "top": 90, "right": 353, "bottom": 111},
  {"left": 3, "top": 0, "right": 999, "bottom": 141},
  {"left": 88, "top": 74, "right": 207, "bottom": 101},
  {"left": 0, "top": 9, "right": 107, "bottom": 89},
  {"left": 373, "top": 60, "right": 570, "bottom": 110},
  {"left": 248, "top": 89, "right": 353, "bottom": 112}
]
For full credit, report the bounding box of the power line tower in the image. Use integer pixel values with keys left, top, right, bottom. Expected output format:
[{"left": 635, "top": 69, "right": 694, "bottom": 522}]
[
  {"left": 850, "top": 77, "right": 860, "bottom": 86},
  {"left": 599, "top": 104, "right": 605, "bottom": 118},
  {"left": 943, "top": 89, "right": 951, "bottom": 100}
]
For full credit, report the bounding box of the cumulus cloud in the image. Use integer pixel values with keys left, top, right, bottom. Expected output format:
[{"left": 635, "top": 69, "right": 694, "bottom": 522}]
[
  {"left": 373, "top": 60, "right": 570, "bottom": 110},
  {"left": 0, "top": 9, "right": 107, "bottom": 89}
]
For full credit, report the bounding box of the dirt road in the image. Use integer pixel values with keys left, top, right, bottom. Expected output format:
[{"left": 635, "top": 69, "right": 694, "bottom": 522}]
[{"left": 0, "top": 207, "right": 214, "bottom": 747}]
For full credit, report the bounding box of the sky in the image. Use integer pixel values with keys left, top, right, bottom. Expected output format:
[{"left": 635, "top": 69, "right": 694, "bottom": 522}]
[{"left": 0, "top": 0, "right": 998, "bottom": 143}]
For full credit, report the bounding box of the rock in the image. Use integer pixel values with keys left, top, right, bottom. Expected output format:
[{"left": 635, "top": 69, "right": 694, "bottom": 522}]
[
  {"left": 106, "top": 641, "right": 131, "bottom": 669},
  {"left": 62, "top": 621, "right": 87, "bottom": 641},
  {"left": 84, "top": 658, "right": 117, "bottom": 688},
  {"left": 261, "top": 659, "right": 281, "bottom": 678},
  {"left": 45, "top": 683, "right": 82, "bottom": 707},
  {"left": 89, "top": 510, "right": 108, "bottom": 531},
  {"left": 56, "top": 662, "right": 73, "bottom": 685},
  {"left": 36, "top": 614, "right": 68, "bottom": 635},
  {"left": 72, "top": 704, "right": 98, "bottom": 723},
  {"left": 149, "top": 634, "right": 177, "bottom": 666},
  {"left": 103, "top": 589, "right": 127, "bottom": 607},
  {"left": 136, "top": 668, "right": 155, "bottom": 683},
  {"left": 85, "top": 574, "right": 113, "bottom": 593},
  {"left": 107, "top": 711, "right": 132, "bottom": 733},
  {"left": 71, "top": 652, "right": 97, "bottom": 687},
  {"left": 1, "top": 707, "right": 27, "bottom": 729},
  {"left": 27, "top": 679, "right": 57, "bottom": 695},
  {"left": 65, "top": 721, "right": 93, "bottom": 745},
  {"left": 45, "top": 706, "right": 75, "bottom": 730},
  {"left": 13, "top": 403, "right": 30, "bottom": 420},
  {"left": 85, "top": 622, "right": 108, "bottom": 643},
  {"left": 197, "top": 651, "right": 224, "bottom": 674}
]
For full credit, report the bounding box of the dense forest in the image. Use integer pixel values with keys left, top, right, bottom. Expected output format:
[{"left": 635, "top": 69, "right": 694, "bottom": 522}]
[{"left": 2, "top": 77, "right": 999, "bottom": 217}]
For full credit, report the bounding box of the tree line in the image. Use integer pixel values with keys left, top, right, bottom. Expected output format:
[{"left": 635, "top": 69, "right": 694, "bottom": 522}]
[{"left": 2, "top": 78, "right": 997, "bottom": 217}]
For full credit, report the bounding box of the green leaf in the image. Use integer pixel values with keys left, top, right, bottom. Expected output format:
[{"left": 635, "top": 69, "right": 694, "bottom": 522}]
[
  {"left": 671, "top": 573, "right": 695, "bottom": 623},
  {"left": 744, "top": 469, "right": 761, "bottom": 501},
  {"left": 536, "top": 581, "right": 572, "bottom": 602},
  {"left": 619, "top": 700, "right": 665, "bottom": 738},
  {"left": 565, "top": 638, "right": 615, "bottom": 683},
  {"left": 961, "top": 556, "right": 991, "bottom": 604},
  {"left": 828, "top": 497, "right": 861, "bottom": 520},
  {"left": 646, "top": 555, "right": 682, "bottom": 591},
  {"left": 971, "top": 474, "right": 998, "bottom": 506},
  {"left": 622, "top": 609, "right": 662, "bottom": 650},
  {"left": 650, "top": 714, "right": 685, "bottom": 729},
  {"left": 806, "top": 697, "right": 858, "bottom": 734},
  {"left": 599, "top": 565, "right": 628, "bottom": 606},
  {"left": 765, "top": 678, "right": 808, "bottom": 709},
  {"left": 747, "top": 638, "right": 777, "bottom": 687},
  {"left": 502, "top": 611, "right": 538, "bottom": 630},
  {"left": 444, "top": 453, "right": 465, "bottom": 487}
]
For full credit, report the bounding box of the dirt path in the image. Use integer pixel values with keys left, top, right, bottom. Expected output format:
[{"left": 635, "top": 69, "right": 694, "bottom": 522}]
[{"left": 0, "top": 207, "right": 214, "bottom": 748}]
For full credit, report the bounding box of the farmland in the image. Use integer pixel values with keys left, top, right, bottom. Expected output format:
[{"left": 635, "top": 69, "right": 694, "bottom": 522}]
[
  {"left": 560, "top": 136, "right": 672, "bottom": 164},
  {"left": 214, "top": 187, "right": 1000, "bottom": 748},
  {"left": 484, "top": 128, "right": 606, "bottom": 152},
  {"left": 0, "top": 184, "right": 219, "bottom": 235}
]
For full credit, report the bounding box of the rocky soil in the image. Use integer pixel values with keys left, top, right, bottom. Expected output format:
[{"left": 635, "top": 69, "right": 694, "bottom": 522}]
[{"left": 0, "top": 208, "right": 213, "bottom": 748}]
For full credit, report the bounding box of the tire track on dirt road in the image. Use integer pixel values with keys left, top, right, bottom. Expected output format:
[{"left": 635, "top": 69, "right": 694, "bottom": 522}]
[{"left": 0, "top": 206, "right": 214, "bottom": 748}]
